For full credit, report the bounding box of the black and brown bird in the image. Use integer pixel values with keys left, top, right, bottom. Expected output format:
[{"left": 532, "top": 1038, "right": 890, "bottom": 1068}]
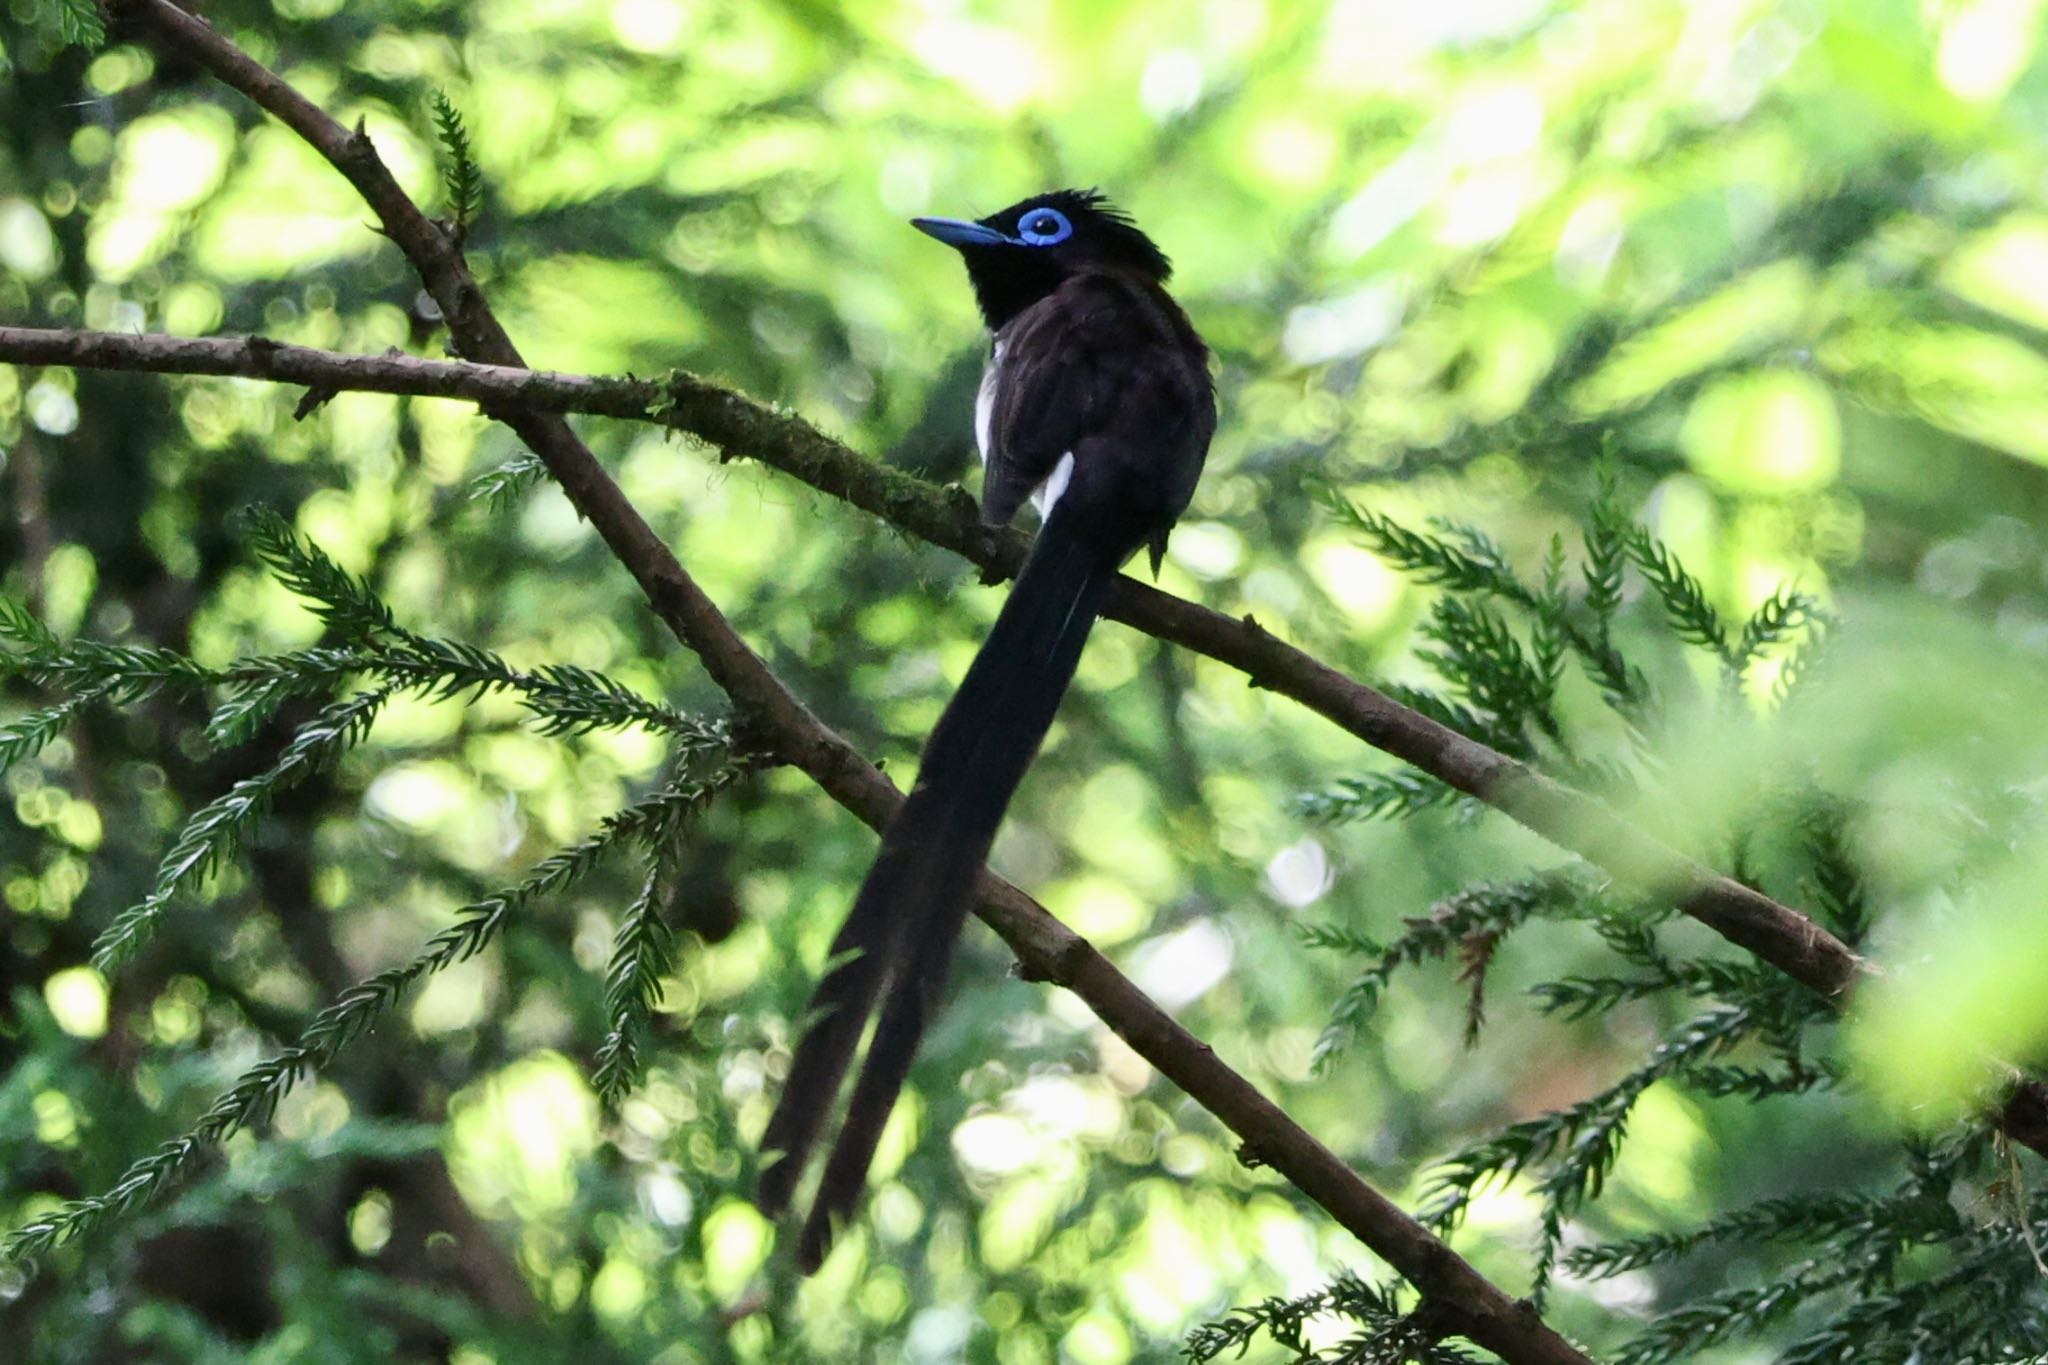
[{"left": 757, "top": 190, "right": 1215, "bottom": 1269}]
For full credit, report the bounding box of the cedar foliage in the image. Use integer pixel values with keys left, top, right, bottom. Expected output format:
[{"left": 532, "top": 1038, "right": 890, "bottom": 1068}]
[
  {"left": 1196, "top": 490, "right": 2047, "bottom": 1361},
  {"left": 0, "top": 516, "right": 747, "bottom": 1262}
]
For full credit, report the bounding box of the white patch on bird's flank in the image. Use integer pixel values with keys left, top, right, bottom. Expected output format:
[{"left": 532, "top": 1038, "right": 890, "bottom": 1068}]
[
  {"left": 975, "top": 338, "right": 1069, "bottom": 516},
  {"left": 974, "top": 342, "right": 1001, "bottom": 462},
  {"left": 1031, "top": 451, "right": 1074, "bottom": 516}
]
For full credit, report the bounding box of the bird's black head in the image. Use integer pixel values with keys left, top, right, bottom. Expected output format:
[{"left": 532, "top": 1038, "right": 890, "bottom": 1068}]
[{"left": 912, "top": 189, "right": 1172, "bottom": 331}]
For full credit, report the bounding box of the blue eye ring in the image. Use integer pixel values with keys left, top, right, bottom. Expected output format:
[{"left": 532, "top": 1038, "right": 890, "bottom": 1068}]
[{"left": 1016, "top": 207, "right": 1073, "bottom": 246}]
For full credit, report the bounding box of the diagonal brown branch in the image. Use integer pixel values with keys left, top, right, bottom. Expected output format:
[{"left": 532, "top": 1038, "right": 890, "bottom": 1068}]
[
  {"left": 54, "top": 3, "right": 1601, "bottom": 1359},
  {"left": 9, "top": 316, "right": 2048, "bottom": 1163}
]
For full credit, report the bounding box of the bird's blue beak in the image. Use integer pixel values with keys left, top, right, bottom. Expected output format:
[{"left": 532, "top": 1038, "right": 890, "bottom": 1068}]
[{"left": 911, "top": 216, "right": 1011, "bottom": 249}]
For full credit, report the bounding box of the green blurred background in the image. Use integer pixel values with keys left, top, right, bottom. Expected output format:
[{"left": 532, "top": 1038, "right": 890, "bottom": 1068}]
[{"left": 5, "top": 0, "right": 2048, "bottom": 1359}]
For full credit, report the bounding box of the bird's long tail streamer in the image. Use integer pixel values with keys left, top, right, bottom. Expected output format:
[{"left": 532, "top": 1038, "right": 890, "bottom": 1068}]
[{"left": 757, "top": 496, "right": 1128, "bottom": 1267}]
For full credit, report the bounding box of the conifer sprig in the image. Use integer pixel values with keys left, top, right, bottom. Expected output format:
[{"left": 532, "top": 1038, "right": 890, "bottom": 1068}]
[
  {"left": 1301, "top": 871, "right": 1596, "bottom": 1070},
  {"left": 248, "top": 510, "right": 397, "bottom": 640},
  {"left": 1186, "top": 1272, "right": 1484, "bottom": 1365},
  {"left": 7, "top": 516, "right": 725, "bottom": 974},
  {"left": 591, "top": 854, "right": 680, "bottom": 1110},
  {"left": 27, "top": 0, "right": 104, "bottom": 47},
  {"left": 4, "top": 767, "right": 738, "bottom": 1265},
  {"left": 466, "top": 452, "right": 549, "bottom": 506},
  {"left": 90, "top": 684, "right": 395, "bottom": 973},
  {"left": 429, "top": 91, "right": 485, "bottom": 240},
  {"left": 1424, "top": 1004, "right": 1757, "bottom": 1301},
  {"left": 1296, "top": 768, "right": 1458, "bottom": 825},
  {"left": 0, "top": 686, "right": 115, "bottom": 770}
]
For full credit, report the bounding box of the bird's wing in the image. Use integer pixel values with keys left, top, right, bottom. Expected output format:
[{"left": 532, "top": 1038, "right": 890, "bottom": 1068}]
[
  {"left": 982, "top": 274, "right": 1143, "bottom": 527},
  {"left": 983, "top": 273, "right": 1214, "bottom": 556}
]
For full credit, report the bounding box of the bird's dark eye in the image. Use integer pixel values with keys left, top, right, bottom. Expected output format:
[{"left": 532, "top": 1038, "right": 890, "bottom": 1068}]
[{"left": 1016, "top": 208, "right": 1073, "bottom": 246}]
